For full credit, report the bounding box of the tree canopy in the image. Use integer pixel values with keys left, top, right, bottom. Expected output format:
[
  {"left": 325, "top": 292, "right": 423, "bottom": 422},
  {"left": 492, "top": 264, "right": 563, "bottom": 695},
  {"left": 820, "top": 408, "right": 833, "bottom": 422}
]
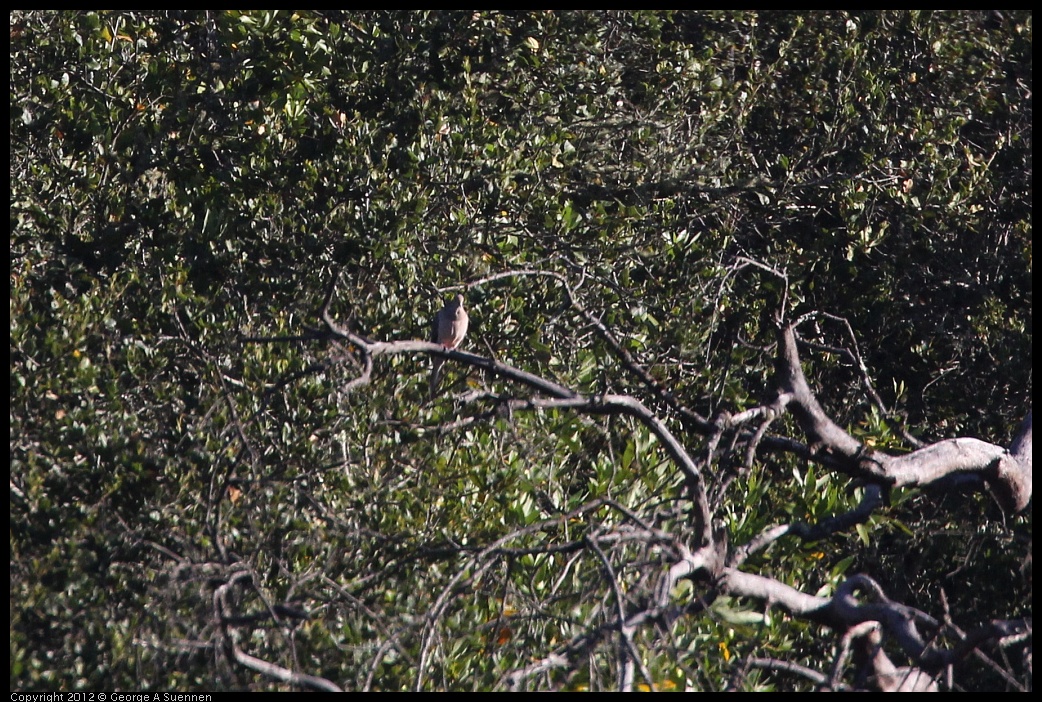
[{"left": 11, "top": 10, "right": 1031, "bottom": 692}]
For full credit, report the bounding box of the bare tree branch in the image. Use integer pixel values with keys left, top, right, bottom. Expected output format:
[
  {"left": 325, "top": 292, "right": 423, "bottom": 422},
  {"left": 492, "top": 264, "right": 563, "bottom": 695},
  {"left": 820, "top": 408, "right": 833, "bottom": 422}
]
[{"left": 776, "top": 324, "right": 1032, "bottom": 513}]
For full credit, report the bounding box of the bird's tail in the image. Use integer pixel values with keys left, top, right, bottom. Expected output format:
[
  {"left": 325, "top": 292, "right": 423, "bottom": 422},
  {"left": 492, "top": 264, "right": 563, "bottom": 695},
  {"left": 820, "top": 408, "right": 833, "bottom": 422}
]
[{"left": 429, "top": 356, "right": 445, "bottom": 398}]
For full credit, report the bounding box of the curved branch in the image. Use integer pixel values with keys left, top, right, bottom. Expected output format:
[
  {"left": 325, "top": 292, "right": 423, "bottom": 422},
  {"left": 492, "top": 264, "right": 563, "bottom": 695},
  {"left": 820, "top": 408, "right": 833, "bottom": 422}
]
[
  {"left": 720, "top": 565, "right": 1026, "bottom": 687},
  {"left": 743, "top": 656, "right": 840, "bottom": 690},
  {"left": 776, "top": 324, "right": 1032, "bottom": 512},
  {"left": 214, "top": 569, "right": 342, "bottom": 692},
  {"left": 729, "top": 485, "right": 885, "bottom": 568},
  {"left": 722, "top": 568, "right": 937, "bottom": 657},
  {"left": 853, "top": 622, "right": 939, "bottom": 692},
  {"left": 230, "top": 646, "right": 344, "bottom": 693},
  {"left": 320, "top": 273, "right": 714, "bottom": 540},
  {"left": 776, "top": 324, "right": 868, "bottom": 463}
]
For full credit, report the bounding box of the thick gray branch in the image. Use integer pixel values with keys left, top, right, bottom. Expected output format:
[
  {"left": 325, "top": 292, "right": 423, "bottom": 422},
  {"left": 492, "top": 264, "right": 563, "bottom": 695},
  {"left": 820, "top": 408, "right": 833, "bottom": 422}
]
[{"left": 776, "top": 325, "right": 1031, "bottom": 513}]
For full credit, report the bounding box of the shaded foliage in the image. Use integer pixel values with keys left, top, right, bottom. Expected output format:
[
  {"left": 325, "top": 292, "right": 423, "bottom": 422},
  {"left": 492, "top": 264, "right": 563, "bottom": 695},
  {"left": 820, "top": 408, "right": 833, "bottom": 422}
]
[{"left": 11, "top": 10, "right": 1030, "bottom": 691}]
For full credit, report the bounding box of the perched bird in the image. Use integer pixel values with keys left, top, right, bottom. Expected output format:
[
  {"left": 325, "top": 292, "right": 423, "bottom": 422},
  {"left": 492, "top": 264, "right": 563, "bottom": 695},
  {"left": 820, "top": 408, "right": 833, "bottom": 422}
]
[{"left": 430, "top": 293, "right": 469, "bottom": 396}]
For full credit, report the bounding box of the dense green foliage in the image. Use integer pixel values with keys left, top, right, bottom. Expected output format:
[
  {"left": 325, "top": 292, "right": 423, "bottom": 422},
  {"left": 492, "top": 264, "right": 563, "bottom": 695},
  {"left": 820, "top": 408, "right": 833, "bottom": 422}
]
[{"left": 11, "top": 11, "right": 1030, "bottom": 691}]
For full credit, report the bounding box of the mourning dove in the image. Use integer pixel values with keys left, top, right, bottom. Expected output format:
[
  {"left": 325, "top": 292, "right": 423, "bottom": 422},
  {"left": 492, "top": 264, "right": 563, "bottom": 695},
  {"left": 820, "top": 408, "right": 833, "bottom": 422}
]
[{"left": 429, "top": 293, "right": 469, "bottom": 396}]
